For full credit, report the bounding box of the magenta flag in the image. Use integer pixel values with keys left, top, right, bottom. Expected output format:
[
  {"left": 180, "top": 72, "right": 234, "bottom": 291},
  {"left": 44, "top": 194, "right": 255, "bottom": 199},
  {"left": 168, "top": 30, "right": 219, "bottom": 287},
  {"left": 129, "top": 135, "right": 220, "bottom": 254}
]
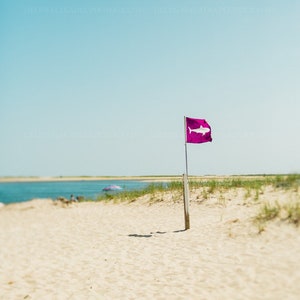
[{"left": 185, "top": 117, "right": 212, "bottom": 144}]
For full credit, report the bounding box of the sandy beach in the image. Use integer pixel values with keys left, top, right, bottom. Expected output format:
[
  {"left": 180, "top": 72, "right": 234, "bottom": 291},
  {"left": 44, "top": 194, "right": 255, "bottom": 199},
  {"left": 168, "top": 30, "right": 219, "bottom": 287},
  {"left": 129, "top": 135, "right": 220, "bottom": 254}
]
[{"left": 1, "top": 186, "right": 300, "bottom": 300}]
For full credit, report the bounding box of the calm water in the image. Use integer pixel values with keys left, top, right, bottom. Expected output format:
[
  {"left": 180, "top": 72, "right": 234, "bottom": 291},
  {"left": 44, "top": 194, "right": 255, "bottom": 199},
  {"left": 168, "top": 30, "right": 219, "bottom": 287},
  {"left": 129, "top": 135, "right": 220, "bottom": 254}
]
[{"left": 0, "top": 180, "right": 152, "bottom": 205}]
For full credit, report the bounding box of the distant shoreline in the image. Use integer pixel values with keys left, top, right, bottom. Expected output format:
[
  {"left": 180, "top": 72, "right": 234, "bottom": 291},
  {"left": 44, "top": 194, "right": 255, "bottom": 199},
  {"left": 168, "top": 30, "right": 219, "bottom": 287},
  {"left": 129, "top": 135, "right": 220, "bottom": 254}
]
[
  {"left": 0, "top": 174, "right": 283, "bottom": 183},
  {"left": 0, "top": 176, "right": 183, "bottom": 183}
]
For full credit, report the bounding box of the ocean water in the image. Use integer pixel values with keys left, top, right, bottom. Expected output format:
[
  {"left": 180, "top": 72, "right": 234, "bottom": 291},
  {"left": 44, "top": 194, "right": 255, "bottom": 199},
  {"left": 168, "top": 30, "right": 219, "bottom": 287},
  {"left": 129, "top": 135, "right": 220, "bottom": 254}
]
[{"left": 0, "top": 180, "right": 152, "bottom": 205}]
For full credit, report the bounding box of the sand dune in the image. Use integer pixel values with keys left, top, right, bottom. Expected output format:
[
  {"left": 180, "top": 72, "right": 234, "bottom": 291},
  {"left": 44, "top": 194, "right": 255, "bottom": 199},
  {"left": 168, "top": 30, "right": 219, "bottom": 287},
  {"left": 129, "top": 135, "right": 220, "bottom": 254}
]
[{"left": 0, "top": 188, "right": 300, "bottom": 299}]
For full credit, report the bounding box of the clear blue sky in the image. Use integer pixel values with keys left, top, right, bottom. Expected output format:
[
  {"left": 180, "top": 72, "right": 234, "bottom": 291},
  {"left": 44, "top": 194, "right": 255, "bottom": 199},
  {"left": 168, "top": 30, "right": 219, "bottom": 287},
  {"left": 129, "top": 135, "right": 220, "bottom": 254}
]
[{"left": 1, "top": 0, "right": 299, "bottom": 176}]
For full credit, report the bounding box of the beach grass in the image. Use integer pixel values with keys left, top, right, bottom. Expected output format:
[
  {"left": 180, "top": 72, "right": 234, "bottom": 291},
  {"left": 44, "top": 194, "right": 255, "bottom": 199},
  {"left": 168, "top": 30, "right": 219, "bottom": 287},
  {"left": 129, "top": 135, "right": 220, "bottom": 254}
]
[
  {"left": 91, "top": 173, "right": 299, "bottom": 202},
  {"left": 189, "top": 174, "right": 299, "bottom": 191},
  {"left": 88, "top": 174, "right": 300, "bottom": 230},
  {"left": 254, "top": 198, "right": 300, "bottom": 233}
]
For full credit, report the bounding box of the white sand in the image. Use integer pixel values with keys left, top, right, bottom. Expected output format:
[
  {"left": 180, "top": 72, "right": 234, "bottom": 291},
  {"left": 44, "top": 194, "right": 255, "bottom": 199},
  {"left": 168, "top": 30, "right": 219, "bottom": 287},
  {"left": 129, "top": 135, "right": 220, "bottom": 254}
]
[{"left": 0, "top": 188, "right": 300, "bottom": 300}]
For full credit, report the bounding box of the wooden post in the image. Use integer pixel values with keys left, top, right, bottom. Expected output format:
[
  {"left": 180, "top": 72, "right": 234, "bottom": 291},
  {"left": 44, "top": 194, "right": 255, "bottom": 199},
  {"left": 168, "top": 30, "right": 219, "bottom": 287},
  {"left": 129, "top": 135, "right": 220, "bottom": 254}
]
[{"left": 183, "top": 173, "right": 190, "bottom": 230}]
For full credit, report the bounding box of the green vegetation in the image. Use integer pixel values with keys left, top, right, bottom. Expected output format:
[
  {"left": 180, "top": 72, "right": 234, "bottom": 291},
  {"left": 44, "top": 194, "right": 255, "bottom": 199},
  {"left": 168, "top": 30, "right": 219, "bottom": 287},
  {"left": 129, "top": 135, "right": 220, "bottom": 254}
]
[
  {"left": 88, "top": 174, "right": 299, "bottom": 203},
  {"left": 254, "top": 197, "right": 300, "bottom": 233},
  {"left": 84, "top": 174, "right": 300, "bottom": 229},
  {"left": 189, "top": 174, "right": 299, "bottom": 191},
  {"left": 255, "top": 202, "right": 281, "bottom": 223},
  {"left": 285, "top": 201, "right": 300, "bottom": 225}
]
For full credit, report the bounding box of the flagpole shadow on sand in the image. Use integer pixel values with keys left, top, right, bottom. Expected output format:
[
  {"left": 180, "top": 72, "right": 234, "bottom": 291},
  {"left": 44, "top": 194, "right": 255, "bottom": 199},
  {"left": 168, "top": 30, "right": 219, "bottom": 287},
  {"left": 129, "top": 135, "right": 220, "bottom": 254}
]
[{"left": 128, "top": 230, "right": 187, "bottom": 238}]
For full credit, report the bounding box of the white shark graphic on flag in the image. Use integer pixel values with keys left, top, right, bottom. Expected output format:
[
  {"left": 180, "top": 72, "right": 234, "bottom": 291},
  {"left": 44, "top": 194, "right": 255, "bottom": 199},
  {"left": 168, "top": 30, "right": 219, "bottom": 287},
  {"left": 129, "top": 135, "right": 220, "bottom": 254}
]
[{"left": 188, "top": 125, "right": 210, "bottom": 136}]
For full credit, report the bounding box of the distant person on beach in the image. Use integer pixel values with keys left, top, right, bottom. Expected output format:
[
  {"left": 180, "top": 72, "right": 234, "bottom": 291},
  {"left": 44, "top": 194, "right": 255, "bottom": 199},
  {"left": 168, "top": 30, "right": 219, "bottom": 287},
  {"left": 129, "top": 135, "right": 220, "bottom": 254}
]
[{"left": 76, "top": 196, "right": 82, "bottom": 202}]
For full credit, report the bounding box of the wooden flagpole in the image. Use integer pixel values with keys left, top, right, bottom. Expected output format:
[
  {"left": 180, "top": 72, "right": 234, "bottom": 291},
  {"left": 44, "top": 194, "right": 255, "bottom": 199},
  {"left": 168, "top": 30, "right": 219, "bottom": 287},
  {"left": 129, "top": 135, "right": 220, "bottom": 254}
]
[{"left": 183, "top": 116, "right": 190, "bottom": 230}]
